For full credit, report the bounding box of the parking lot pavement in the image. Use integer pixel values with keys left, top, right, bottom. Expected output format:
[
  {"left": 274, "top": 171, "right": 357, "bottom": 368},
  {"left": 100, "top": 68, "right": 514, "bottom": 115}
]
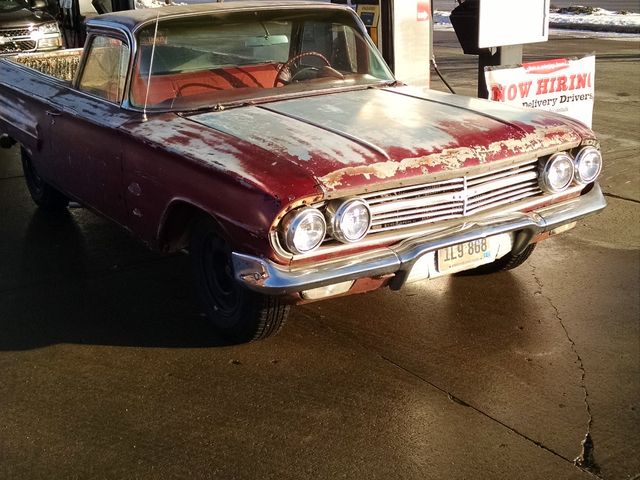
[{"left": 1, "top": 34, "right": 639, "bottom": 479}]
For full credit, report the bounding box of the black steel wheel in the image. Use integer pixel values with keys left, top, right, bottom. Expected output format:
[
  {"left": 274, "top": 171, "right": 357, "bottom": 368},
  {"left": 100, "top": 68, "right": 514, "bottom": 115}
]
[
  {"left": 21, "top": 147, "right": 68, "bottom": 211},
  {"left": 456, "top": 243, "right": 537, "bottom": 276},
  {"left": 190, "top": 217, "right": 289, "bottom": 343}
]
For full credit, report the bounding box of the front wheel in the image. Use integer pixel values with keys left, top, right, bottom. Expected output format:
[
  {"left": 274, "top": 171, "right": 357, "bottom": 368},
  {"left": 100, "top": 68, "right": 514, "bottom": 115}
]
[
  {"left": 457, "top": 243, "right": 537, "bottom": 276},
  {"left": 21, "top": 147, "right": 69, "bottom": 211},
  {"left": 190, "top": 217, "right": 289, "bottom": 343}
]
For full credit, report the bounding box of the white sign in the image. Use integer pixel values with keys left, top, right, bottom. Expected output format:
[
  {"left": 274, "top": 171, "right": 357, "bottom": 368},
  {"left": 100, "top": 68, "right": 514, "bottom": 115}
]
[
  {"left": 485, "top": 55, "right": 595, "bottom": 127},
  {"left": 479, "top": 0, "right": 549, "bottom": 48}
]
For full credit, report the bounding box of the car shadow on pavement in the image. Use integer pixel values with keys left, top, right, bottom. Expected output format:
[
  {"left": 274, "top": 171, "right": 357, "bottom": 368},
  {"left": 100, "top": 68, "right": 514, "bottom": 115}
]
[
  {"left": 303, "top": 260, "right": 536, "bottom": 369},
  {"left": 0, "top": 209, "right": 231, "bottom": 351}
]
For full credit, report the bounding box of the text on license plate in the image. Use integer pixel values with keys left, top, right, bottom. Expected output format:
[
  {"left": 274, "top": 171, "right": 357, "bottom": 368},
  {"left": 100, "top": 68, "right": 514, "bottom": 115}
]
[{"left": 437, "top": 238, "right": 493, "bottom": 273}]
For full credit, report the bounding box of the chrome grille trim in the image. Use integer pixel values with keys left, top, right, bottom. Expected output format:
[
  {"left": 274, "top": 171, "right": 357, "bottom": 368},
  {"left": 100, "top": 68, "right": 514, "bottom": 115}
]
[
  {"left": 0, "top": 41, "right": 37, "bottom": 54},
  {"left": 361, "top": 159, "right": 541, "bottom": 234},
  {"left": 0, "top": 28, "right": 32, "bottom": 38}
]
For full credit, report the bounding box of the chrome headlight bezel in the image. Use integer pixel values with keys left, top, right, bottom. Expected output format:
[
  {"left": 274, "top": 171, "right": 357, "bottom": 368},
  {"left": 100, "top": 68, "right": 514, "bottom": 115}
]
[
  {"left": 540, "top": 152, "right": 575, "bottom": 193},
  {"left": 281, "top": 207, "right": 327, "bottom": 255},
  {"left": 574, "top": 146, "right": 603, "bottom": 184},
  {"left": 325, "top": 197, "right": 372, "bottom": 244}
]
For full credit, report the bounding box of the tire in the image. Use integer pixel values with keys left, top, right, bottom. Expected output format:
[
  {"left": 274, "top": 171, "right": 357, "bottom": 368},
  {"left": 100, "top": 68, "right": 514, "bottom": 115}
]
[
  {"left": 456, "top": 243, "right": 537, "bottom": 276},
  {"left": 190, "top": 217, "right": 289, "bottom": 343},
  {"left": 21, "top": 148, "right": 69, "bottom": 211}
]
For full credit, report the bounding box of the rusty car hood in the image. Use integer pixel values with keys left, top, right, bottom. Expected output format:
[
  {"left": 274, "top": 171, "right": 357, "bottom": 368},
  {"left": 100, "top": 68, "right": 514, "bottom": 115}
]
[{"left": 178, "top": 85, "right": 593, "bottom": 197}]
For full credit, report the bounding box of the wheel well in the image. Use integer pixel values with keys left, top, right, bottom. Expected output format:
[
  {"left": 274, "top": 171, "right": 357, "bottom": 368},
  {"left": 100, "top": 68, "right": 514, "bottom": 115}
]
[
  {"left": 158, "top": 202, "right": 233, "bottom": 253},
  {"left": 158, "top": 202, "right": 208, "bottom": 253}
]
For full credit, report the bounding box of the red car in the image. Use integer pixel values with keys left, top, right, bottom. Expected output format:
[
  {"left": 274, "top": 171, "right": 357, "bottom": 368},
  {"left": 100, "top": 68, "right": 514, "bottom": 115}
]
[{"left": 0, "top": 2, "right": 606, "bottom": 342}]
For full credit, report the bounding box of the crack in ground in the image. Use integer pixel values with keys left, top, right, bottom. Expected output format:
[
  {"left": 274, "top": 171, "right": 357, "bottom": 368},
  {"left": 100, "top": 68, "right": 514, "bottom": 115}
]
[
  {"left": 305, "top": 309, "right": 603, "bottom": 479},
  {"left": 380, "top": 355, "right": 602, "bottom": 479},
  {"left": 530, "top": 262, "right": 600, "bottom": 475},
  {"left": 603, "top": 192, "right": 640, "bottom": 204}
]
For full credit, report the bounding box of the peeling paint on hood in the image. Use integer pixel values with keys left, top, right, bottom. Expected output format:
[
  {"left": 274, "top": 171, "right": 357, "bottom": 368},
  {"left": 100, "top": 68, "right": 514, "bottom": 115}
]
[
  {"left": 157, "top": 85, "right": 589, "bottom": 197},
  {"left": 319, "top": 124, "right": 579, "bottom": 189},
  {"left": 191, "top": 107, "right": 379, "bottom": 166}
]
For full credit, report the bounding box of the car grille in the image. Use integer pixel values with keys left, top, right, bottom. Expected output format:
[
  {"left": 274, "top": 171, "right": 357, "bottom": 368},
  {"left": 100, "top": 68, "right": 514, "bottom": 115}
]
[
  {"left": 361, "top": 159, "right": 542, "bottom": 234},
  {"left": 0, "top": 28, "right": 36, "bottom": 54},
  {"left": 0, "top": 40, "right": 37, "bottom": 54},
  {"left": 0, "top": 28, "right": 32, "bottom": 38}
]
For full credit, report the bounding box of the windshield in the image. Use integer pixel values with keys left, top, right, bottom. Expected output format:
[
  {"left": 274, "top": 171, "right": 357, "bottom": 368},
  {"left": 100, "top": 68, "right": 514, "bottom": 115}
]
[
  {"left": 131, "top": 8, "right": 394, "bottom": 111},
  {"left": 0, "top": 0, "right": 28, "bottom": 12}
]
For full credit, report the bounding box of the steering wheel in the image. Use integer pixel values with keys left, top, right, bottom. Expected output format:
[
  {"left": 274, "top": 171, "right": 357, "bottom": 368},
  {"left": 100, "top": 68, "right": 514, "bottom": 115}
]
[{"left": 274, "top": 51, "right": 332, "bottom": 87}]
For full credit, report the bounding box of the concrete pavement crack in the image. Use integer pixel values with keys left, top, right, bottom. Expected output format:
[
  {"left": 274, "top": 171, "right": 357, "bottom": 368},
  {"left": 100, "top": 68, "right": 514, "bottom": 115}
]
[
  {"left": 530, "top": 262, "right": 600, "bottom": 476},
  {"left": 603, "top": 192, "right": 640, "bottom": 204},
  {"left": 305, "top": 308, "right": 602, "bottom": 478},
  {"left": 380, "top": 355, "right": 602, "bottom": 479}
]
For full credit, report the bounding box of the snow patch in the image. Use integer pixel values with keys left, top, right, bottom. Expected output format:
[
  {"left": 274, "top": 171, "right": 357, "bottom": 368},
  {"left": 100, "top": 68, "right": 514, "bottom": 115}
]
[{"left": 433, "top": 7, "right": 640, "bottom": 37}]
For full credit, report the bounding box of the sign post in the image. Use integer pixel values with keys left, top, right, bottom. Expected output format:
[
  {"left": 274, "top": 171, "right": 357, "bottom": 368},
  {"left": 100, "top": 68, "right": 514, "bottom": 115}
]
[{"left": 451, "top": 0, "right": 550, "bottom": 98}]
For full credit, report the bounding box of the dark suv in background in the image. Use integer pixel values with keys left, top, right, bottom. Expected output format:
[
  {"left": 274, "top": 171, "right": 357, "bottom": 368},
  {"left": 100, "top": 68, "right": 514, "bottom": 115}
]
[{"left": 0, "top": 0, "right": 62, "bottom": 54}]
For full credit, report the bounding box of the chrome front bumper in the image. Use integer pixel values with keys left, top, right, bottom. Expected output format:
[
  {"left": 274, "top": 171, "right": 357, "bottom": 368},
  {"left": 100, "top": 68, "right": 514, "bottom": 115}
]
[{"left": 232, "top": 184, "right": 607, "bottom": 295}]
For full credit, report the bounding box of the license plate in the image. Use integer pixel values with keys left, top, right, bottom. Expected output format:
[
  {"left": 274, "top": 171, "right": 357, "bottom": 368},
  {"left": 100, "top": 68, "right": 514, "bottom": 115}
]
[{"left": 437, "top": 238, "right": 493, "bottom": 273}]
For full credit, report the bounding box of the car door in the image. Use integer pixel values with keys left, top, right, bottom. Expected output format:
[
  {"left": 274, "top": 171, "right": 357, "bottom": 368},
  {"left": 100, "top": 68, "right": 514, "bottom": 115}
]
[{"left": 46, "top": 33, "right": 132, "bottom": 226}]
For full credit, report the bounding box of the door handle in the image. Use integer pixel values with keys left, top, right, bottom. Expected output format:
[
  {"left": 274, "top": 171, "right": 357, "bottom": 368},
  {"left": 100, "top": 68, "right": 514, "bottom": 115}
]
[{"left": 46, "top": 110, "right": 62, "bottom": 117}]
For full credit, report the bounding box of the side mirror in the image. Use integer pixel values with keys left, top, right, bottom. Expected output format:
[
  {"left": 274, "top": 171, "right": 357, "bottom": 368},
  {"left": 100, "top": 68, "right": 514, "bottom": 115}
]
[{"left": 29, "top": 0, "right": 47, "bottom": 10}]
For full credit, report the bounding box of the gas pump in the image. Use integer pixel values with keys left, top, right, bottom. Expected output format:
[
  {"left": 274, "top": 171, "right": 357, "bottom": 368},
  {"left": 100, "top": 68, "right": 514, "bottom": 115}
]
[
  {"left": 331, "top": 0, "right": 432, "bottom": 87},
  {"left": 354, "top": 2, "right": 380, "bottom": 47}
]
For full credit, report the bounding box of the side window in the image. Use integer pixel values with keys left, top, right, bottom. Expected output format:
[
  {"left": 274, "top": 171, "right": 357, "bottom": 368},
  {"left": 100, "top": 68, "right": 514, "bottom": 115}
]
[{"left": 78, "top": 35, "right": 129, "bottom": 103}]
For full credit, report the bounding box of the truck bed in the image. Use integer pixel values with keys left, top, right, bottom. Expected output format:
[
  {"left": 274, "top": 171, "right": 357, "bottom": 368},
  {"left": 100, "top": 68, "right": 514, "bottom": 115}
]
[
  {"left": 11, "top": 49, "right": 83, "bottom": 82},
  {"left": 0, "top": 48, "right": 84, "bottom": 152}
]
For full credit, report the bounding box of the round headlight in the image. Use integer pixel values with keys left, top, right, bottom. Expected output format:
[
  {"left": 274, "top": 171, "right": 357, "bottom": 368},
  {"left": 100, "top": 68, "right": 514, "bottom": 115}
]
[
  {"left": 540, "top": 153, "right": 575, "bottom": 193},
  {"left": 326, "top": 198, "right": 372, "bottom": 243},
  {"left": 574, "top": 146, "right": 602, "bottom": 184},
  {"left": 281, "top": 207, "right": 326, "bottom": 254}
]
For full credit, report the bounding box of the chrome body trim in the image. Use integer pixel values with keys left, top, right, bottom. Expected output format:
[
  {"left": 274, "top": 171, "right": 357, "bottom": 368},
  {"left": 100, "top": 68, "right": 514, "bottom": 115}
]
[
  {"left": 234, "top": 184, "right": 606, "bottom": 295},
  {"left": 270, "top": 183, "right": 586, "bottom": 261}
]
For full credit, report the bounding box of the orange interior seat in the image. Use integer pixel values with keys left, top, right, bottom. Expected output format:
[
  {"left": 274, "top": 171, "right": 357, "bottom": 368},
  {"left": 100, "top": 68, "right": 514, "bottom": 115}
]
[{"left": 130, "top": 63, "right": 280, "bottom": 107}]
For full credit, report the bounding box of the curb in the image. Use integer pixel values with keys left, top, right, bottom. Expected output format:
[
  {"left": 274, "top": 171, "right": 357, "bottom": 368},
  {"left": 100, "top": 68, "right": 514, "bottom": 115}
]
[{"left": 550, "top": 22, "right": 640, "bottom": 34}]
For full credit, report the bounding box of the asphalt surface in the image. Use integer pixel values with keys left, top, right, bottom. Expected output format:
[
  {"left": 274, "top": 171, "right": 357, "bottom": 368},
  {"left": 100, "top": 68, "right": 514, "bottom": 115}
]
[{"left": 1, "top": 33, "right": 639, "bottom": 479}]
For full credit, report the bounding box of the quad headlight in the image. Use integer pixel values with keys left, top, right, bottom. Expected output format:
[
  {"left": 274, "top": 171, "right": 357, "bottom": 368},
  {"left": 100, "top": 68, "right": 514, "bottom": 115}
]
[
  {"left": 539, "top": 147, "right": 602, "bottom": 194},
  {"left": 574, "top": 146, "right": 603, "bottom": 184},
  {"left": 279, "top": 198, "right": 373, "bottom": 254},
  {"left": 325, "top": 198, "right": 372, "bottom": 244},
  {"left": 540, "top": 152, "right": 575, "bottom": 193},
  {"left": 281, "top": 207, "right": 326, "bottom": 254}
]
